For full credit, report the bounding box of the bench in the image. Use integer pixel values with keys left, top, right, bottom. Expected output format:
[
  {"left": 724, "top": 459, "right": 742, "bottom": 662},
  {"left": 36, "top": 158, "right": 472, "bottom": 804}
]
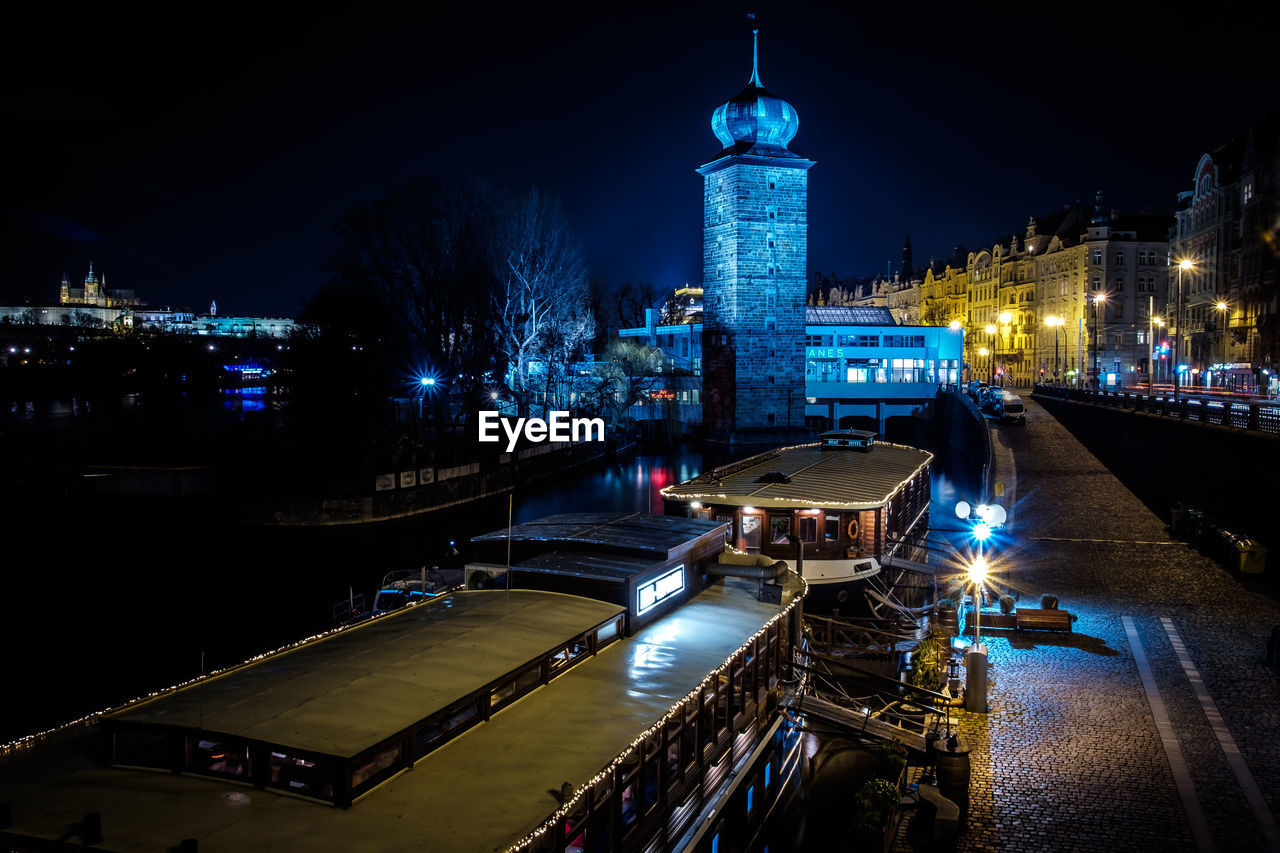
[
  {"left": 1016, "top": 608, "right": 1072, "bottom": 632},
  {"left": 916, "top": 783, "right": 960, "bottom": 841}
]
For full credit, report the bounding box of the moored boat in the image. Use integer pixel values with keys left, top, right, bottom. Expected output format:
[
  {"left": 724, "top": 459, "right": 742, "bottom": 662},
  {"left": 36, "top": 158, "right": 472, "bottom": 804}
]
[
  {"left": 0, "top": 513, "right": 808, "bottom": 853},
  {"left": 661, "top": 430, "right": 933, "bottom": 616}
]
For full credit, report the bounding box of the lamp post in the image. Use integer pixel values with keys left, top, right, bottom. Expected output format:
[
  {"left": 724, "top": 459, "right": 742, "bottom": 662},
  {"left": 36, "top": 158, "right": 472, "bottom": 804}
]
[
  {"left": 984, "top": 324, "right": 997, "bottom": 384},
  {"left": 1045, "top": 315, "right": 1063, "bottom": 384},
  {"left": 997, "top": 311, "right": 1012, "bottom": 387},
  {"left": 1217, "top": 300, "right": 1229, "bottom": 391},
  {"left": 1152, "top": 317, "right": 1165, "bottom": 386},
  {"left": 964, "top": 553, "right": 989, "bottom": 713},
  {"left": 1090, "top": 293, "right": 1107, "bottom": 390},
  {"left": 1174, "top": 259, "right": 1192, "bottom": 402},
  {"left": 418, "top": 376, "right": 436, "bottom": 421},
  {"left": 1147, "top": 299, "right": 1156, "bottom": 400}
]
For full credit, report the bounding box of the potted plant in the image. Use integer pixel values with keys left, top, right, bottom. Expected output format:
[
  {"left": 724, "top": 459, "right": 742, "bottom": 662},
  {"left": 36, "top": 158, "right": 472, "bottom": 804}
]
[
  {"left": 907, "top": 636, "right": 947, "bottom": 697},
  {"left": 1041, "top": 593, "right": 1059, "bottom": 610},
  {"left": 852, "top": 777, "right": 903, "bottom": 853},
  {"left": 999, "top": 594, "right": 1015, "bottom": 614}
]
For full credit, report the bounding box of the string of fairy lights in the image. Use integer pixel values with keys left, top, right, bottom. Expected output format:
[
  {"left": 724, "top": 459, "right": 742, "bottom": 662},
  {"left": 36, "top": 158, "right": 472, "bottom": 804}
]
[
  {"left": 660, "top": 440, "right": 934, "bottom": 511},
  {"left": 3, "top": 577, "right": 810, "bottom": 853},
  {"left": 505, "top": 577, "right": 807, "bottom": 853},
  {"left": 0, "top": 594, "right": 438, "bottom": 762}
]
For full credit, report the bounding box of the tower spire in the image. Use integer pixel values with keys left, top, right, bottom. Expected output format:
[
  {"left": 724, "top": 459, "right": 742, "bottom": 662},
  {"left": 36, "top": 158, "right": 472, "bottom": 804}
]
[{"left": 748, "top": 14, "right": 762, "bottom": 87}]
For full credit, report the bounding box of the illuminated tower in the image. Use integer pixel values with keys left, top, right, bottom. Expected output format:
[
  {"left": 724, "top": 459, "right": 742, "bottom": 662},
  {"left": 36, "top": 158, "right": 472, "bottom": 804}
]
[
  {"left": 84, "top": 261, "right": 100, "bottom": 305},
  {"left": 699, "top": 28, "right": 813, "bottom": 441}
]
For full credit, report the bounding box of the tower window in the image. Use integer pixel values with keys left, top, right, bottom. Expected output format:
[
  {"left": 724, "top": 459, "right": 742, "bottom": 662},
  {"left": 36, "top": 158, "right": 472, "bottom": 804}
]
[
  {"left": 769, "top": 182, "right": 776, "bottom": 190},
  {"left": 769, "top": 212, "right": 775, "bottom": 219},
  {"left": 768, "top": 268, "right": 775, "bottom": 275},
  {"left": 768, "top": 240, "right": 774, "bottom": 248}
]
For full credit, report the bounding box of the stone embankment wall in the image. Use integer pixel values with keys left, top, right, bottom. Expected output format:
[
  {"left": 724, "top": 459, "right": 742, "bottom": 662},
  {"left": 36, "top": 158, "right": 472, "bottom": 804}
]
[
  {"left": 933, "top": 388, "right": 992, "bottom": 496},
  {"left": 1034, "top": 393, "right": 1279, "bottom": 544}
]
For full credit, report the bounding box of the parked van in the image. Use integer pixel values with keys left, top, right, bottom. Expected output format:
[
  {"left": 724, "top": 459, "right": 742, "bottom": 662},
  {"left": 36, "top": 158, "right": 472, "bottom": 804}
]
[{"left": 997, "top": 391, "right": 1026, "bottom": 425}]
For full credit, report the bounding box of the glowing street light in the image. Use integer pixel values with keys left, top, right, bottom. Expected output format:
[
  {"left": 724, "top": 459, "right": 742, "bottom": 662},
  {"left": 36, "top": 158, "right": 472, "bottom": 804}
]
[
  {"left": 1174, "top": 259, "right": 1193, "bottom": 402},
  {"left": 967, "top": 555, "right": 989, "bottom": 647},
  {"left": 1217, "top": 300, "right": 1230, "bottom": 390},
  {"left": 1090, "top": 292, "right": 1108, "bottom": 389}
]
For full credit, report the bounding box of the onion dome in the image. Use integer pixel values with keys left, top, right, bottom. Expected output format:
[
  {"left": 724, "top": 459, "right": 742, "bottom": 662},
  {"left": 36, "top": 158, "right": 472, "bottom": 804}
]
[{"left": 710, "top": 30, "right": 801, "bottom": 159}]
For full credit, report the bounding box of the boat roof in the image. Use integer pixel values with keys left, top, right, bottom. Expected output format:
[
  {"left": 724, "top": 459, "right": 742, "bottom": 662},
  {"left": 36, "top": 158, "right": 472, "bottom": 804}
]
[
  {"left": 471, "top": 512, "right": 721, "bottom": 560},
  {"left": 513, "top": 549, "right": 659, "bottom": 583},
  {"left": 107, "top": 591, "right": 624, "bottom": 760},
  {"left": 661, "top": 441, "right": 933, "bottom": 511},
  {"left": 0, "top": 578, "right": 794, "bottom": 852}
]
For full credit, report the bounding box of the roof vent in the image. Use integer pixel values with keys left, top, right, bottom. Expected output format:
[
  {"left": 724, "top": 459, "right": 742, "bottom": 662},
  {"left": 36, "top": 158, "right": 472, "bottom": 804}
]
[{"left": 756, "top": 471, "right": 791, "bottom": 484}]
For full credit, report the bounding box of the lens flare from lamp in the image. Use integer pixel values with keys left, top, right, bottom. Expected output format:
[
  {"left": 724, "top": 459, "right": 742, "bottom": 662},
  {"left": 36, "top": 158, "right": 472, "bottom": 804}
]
[
  {"left": 967, "top": 556, "right": 989, "bottom": 585},
  {"left": 973, "top": 522, "right": 992, "bottom": 541}
]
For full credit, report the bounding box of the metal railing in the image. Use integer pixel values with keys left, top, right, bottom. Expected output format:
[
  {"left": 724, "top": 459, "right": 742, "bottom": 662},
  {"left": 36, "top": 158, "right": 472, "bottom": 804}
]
[{"left": 1032, "top": 383, "right": 1280, "bottom": 436}]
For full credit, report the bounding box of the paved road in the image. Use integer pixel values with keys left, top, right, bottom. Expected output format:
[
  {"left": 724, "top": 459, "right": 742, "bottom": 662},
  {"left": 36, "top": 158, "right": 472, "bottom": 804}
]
[{"left": 894, "top": 395, "right": 1280, "bottom": 852}]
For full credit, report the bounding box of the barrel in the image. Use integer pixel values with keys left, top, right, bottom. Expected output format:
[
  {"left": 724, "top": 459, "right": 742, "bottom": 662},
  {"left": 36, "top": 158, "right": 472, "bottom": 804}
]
[{"left": 933, "top": 738, "right": 971, "bottom": 828}]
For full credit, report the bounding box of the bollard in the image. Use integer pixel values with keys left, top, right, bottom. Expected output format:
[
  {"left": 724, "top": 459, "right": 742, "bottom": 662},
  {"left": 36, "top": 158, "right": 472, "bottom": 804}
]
[{"left": 964, "top": 644, "right": 988, "bottom": 713}]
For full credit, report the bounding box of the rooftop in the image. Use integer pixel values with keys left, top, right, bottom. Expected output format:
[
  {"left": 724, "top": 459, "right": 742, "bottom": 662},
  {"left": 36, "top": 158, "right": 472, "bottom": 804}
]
[
  {"left": 661, "top": 441, "right": 933, "bottom": 511},
  {"left": 106, "top": 591, "right": 623, "bottom": 759},
  {"left": 0, "top": 576, "right": 796, "bottom": 852}
]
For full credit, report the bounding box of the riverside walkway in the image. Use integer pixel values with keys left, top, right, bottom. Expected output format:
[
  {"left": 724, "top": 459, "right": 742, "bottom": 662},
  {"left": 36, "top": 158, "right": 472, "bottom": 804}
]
[{"left": 894, "top": 395, "right": 1280, "bottom": 852}]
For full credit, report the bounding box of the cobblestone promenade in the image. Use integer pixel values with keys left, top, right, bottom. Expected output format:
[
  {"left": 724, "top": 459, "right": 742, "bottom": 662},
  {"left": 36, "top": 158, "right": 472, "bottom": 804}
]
[{"left": 894, "top": 395, "right": 1280, "bottom": 853}]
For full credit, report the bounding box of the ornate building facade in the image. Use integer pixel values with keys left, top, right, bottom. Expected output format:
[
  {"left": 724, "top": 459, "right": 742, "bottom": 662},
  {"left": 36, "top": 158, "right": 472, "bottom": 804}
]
[
  {"left": 700, "top": 31, "right": 813, "bottom": 440},
  {"left": 1171, "top": 119, "right": 1280, "bottom": 391}
]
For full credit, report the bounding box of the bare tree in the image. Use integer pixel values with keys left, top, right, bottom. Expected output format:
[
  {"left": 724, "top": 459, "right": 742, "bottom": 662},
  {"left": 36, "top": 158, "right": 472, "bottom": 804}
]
[
  {"left": 594, "top": 339, "right": 665, "bottom": 425},
  {"left": 327, "top": 178, "right": 498, "bottom": 423},
  {"left": 492, "top": 187, "right": 592, "bottom": 417}
]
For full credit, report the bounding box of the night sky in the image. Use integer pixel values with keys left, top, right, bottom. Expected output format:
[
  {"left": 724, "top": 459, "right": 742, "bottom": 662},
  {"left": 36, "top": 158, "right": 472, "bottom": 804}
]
[{"left": 6, "top": 3, "right": 1273, "bottom": 318}]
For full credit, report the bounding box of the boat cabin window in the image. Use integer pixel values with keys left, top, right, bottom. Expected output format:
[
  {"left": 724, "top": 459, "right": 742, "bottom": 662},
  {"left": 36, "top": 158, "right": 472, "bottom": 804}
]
[
  {"left": 825, "top": 514, "right": 841, "bottom": 542},
  {"left": 445, "top": 698, "right": 481, "bottom": 733},
  {"left": 597, "top": 618, "right": 621, "bottom": 647},
  {"left": 189, "top": 736, "right": 249, "bottom": 778},
  {"left": 352, "top": 741, "right": 402, "bottom": 792},
  {"left": 741, "top": 514, "right": 761, "bottom": 551},
  {"left": 268, "top": 750, "right": 332, "bottom": 799},
  {"left": 551, "top": 636, "right": 591, "bottom": 672},
  {"left": 798, "top": 514, "right": 818, "bottom": 543},
  {"left": 564, "top": 806, "right": 588, "bottom": 853},
  {"left": 768, "top": 515, "right": 791, "bottom": 544}
]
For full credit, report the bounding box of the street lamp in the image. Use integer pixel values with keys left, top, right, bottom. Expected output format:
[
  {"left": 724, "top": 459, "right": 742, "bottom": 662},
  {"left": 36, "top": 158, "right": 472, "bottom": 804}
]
[
  {"left": 984, "top": 324, "right": 997, "bottom": 384},
  {"left": 1045, "top": 315, "right": 1064, "bottom": 383},
  {"left": 997, "top": 311, "right": 1012, "bottom": 386},
  {"left": 1090, "top": 293, "right": 1107, "bottom": 390},
  {"left": 1217, "top": 300, "right": 1229, "bottom": 391},
  {"left": 1174, "top": 259, "right": 1193, "bottom": 402},
  {"left": 418, "top": 375, "right": 437, "bottom": 420},
  {"left": 967, "top": 555, "right": 989, "bottom": 648}
]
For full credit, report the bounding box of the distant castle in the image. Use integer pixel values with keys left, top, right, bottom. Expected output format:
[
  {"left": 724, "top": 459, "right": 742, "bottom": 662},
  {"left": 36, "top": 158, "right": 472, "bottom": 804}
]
[
  {"left": 58, "top": 261, "right": 141, "bottom": 309},
  {"left": 1, "top": 264, "right": 297, "bottom": 338}
]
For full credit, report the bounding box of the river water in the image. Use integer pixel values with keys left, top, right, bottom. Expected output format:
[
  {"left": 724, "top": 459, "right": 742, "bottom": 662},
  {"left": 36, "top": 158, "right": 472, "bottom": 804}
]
[{"left": 0, "top": 401, "right": 977, "bottom": 744}]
